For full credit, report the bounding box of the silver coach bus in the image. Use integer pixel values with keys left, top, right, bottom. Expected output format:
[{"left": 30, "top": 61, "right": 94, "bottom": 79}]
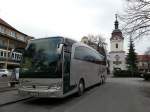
[{"left": 18, "top": 36, "right": 107, "bottom": 98}]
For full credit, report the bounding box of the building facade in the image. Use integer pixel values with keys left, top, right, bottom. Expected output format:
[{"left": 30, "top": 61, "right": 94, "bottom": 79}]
[
  {"left": 137, "top": 55, "right": 150, "bottom": 72},
  {"left": 109, "top": 15, "right": 126, "bottom": 73},
  {"left": 0, "top": 18, "right": 33, "bottom": 69}
]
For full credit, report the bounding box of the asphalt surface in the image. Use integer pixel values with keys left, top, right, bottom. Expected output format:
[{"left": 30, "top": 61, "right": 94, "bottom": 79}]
[
  {"left": 1, "top": 78, "right": 150, "bottom": 112},
  {"left": 0, "top": 77, "right": 9, "bottom": 88},
  {"left": 0, "top": 77, "right": 17, "bottom": 92}
]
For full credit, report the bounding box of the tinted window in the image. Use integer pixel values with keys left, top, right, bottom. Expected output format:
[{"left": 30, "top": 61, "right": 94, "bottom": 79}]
[
  {"left": 74, "top": 47, "right": 86, "bottom": 60},
  {"left": 20, "top": 37, "right": 63, "bottom": 78},
  {"left": 74, "top": 46, "right": 104, "bottom": 64}
]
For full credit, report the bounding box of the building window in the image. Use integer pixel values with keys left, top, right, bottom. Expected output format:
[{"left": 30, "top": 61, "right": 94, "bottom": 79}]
[
  {"left": 0, "top": 25, "right": 5, "bottom": 33},
  {"left": 9, "top": 43, "right": 15, "bottom": 49},
  {"left": 18, "top": 35, "right": 25, "bottom": 42},
  {"left": 4, "top": 52, "right": 6, "bottom": 57},
  {"left": 10, "top": 31, "right": 16, "bottom": 38},
  {"left": 113, "top": 61, "right": 122, "bottom": 65},
  {"left": 0, "top": 51, "right": 3, "bottom": 57},
  {"left": 0, "top": 39, "right": 2, "bottom": 47},
  {"left": 3, "top": 41, "right": 7, "bottom": 48},
  {"left": 116, "top": 43, "right": 118, "bottom": 48}
]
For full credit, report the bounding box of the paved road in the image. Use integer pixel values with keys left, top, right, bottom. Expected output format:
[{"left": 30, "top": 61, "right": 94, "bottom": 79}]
[
  {"left": 0, "top": 77, "right": 17, "bottom": 92},
  {"left": 0, "top": 77, "right": 9, "bottom": 88},
  {"left": 1, "top": 78, "right": 150, "bottom": 112}
]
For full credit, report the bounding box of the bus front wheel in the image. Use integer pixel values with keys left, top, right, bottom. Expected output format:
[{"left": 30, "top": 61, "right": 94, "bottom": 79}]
[{"left": 78, "top": 80, "right": 85, "bottom": 96}]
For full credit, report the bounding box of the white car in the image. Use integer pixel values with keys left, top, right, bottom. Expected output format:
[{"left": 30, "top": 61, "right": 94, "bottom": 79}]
[{"left": 0, "top": 69, "right": 10, "bottom": 77}]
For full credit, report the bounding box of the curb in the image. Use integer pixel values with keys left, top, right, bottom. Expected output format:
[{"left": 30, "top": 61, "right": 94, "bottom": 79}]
[
  {"left": 0, "top": 96, "right": 32, "bottom": 107},
  {"left": 0, "top": 87, "right": 17, "bottom": 93}
]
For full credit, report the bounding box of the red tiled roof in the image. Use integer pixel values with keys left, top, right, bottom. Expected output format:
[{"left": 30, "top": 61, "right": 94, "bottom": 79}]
[
  {"left": 0, "top": 17, "right": 30, "bottom": 36},
  {"left": 0, "top": 18, "right": 17, "bottom": 31},
  {"left": 0, "top": 18, "right": 34, "bottom": 40},
  {"left": 110, "top": 30, "right": 124, "bottom": 40},
  {"left": 137, "top": 55, "right": 150, "bottom": 61}
]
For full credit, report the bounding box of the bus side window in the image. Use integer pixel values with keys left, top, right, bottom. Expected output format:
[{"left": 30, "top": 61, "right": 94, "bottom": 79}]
[
  {"left": 74, "top": 46, "right": 96, "bottom": 63},
  {"left": 74, "top": 46, "right": 89, "bottom": 61}
]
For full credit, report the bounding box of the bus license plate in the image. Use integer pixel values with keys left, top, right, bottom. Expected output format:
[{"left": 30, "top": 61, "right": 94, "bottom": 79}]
[{"left": 30, "top": 92, "right": 38, "bottom": 96}]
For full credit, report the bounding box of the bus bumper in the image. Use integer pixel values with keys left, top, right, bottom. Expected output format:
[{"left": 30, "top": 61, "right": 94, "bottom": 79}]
[{"left": 18, "top": 88, "right": 63, "bottom": 98}]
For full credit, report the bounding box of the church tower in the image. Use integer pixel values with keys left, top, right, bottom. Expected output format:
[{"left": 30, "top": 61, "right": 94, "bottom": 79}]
[{"left": 109, "top": 14, "right": 126, "bottom": 73}]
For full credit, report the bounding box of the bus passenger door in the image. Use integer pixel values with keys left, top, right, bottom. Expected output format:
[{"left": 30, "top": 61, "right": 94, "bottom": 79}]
[{"left": 63, "top": 46, "right": 71, "bottom": 94}]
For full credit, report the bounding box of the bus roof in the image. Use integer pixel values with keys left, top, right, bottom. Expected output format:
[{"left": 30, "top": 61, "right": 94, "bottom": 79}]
[
  {"left": 73, "top": 42, "right": 106, "bottom": 57},
  {"left": 73, "top": 42, "right": 95, "bottom": 50},
  {"left": 30, "top": 36, "right": 64, "bottom": 41}
]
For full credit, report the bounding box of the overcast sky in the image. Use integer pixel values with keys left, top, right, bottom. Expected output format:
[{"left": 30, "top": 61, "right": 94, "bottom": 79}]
[{"left": 0, "top": 0, "right": 149, "bottom": 54}]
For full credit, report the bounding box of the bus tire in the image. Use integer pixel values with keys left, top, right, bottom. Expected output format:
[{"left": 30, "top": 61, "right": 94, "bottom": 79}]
[
  {"left": 2, "top": 74, "right": 7, "bottom": 77},
  {"left": 78, "top": 80, "right": 85, "bottom": 96},
  {"left": 98, "top": 77, "right": 102, "bottom": 85},
  {"left": 102, "top": 76, "right": 105, "bottom": 84},
  {"left": 102, "top": 76, "right": 104, "bottom": 84},
  {"left": 144, "top": 77, "right": 149, "bottom": 81}
]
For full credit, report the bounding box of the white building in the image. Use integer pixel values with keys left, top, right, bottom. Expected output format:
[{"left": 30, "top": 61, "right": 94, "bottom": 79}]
[{"left": 109, "top": 15, "right": 126, "bottom": 73}]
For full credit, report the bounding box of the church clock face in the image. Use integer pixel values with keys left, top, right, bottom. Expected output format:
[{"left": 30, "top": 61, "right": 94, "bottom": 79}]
[
  {"left": 113, "top": 36, "right": 122, "bottom": 42},
  {"left": 114, "top": 36, "right": 119, "bottom": 40}
]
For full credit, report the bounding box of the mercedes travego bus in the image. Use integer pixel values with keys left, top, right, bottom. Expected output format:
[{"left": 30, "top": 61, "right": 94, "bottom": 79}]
[{"left": 18, "top": 36, "right": 107, "bottom": 98}]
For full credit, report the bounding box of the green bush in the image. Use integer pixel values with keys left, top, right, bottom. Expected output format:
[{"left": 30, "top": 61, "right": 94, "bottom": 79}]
[{"left": 113, "top": 70, "right": 140, "bottom": 77}]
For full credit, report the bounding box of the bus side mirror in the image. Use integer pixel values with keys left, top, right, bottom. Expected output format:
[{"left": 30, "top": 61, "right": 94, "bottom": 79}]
[
  {"left": 57, "top": 44, "right": 63, "bottom": 53},
  {"left": 63, "top": 43, "right": 67, "bottom": 46},
  {"left": 57, "top": 42, "right": 68, "bottom": 48}
]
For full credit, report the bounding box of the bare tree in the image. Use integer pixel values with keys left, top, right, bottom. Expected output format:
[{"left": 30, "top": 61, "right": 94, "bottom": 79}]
[
  {"left": 85, "top": 34, "right": 107, "bottom": 57},
  {"left": 87, "top": 34, "right": 106, "bottom": 46},
  {"left": 120, "top": 0, "right": 150, "bottom": 40}
]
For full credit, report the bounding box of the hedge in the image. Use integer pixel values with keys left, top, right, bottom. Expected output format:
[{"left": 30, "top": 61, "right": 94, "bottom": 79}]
[{"left": 113, "top": 70, "right": 140, "bottom": 77}]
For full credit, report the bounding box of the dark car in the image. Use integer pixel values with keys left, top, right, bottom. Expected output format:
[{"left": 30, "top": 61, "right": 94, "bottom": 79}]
[{"left": 143, "top": 72, "right": 150, "bottom": 80}]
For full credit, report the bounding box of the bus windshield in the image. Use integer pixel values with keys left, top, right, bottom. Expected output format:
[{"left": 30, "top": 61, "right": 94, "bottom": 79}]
[{"left": 20, "top": 37, "right": 63, "bottom": 78}]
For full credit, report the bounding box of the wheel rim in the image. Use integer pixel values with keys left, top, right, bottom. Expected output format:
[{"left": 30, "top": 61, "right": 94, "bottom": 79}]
[
  {"left": 79, "top": 82, "right": 84, "bottom": 95},
  {"left": 102, "top": 77, "right": 104, "bottom": 83},
  {"left": 100, "top": 76, "right": 103, "bottom": 84}
]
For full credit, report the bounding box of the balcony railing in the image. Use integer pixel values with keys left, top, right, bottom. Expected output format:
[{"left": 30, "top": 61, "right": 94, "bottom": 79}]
[
  {"left": 0, "top": 57, "right": 21, "bottom": 63},
  {"left": 0, "top": 49, "right": 22, "bottom": 64}
]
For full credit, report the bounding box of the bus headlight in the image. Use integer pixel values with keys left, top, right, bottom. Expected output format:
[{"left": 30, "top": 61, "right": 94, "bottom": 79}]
[{"left": 48, "top": 82, "right": 62, "bottom": 90}]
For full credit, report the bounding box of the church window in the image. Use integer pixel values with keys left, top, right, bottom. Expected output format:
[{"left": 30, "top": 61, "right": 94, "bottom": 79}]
[
  {"left": 116, "top": 44, "right": 118, "bottom": 48},
  {"left": 113, "top": 61, "right": 122, "bottom": 65}
]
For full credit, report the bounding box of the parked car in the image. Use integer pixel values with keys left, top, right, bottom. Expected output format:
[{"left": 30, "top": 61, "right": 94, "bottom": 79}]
[
  {"left": 0, "top": 69, "right": 11, "bottom": 77},
  {"left": 143, "top": 72, "right": 150, "bottom": 80}
]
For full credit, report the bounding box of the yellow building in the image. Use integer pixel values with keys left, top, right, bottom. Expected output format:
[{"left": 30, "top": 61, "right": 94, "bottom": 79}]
[{"left": 0, "top": 18, "right": 34, "bottom": 69}]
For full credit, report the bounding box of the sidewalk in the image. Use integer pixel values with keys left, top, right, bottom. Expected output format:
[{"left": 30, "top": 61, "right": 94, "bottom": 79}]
[
  {"left": 0, "top": 90, "right": 31, "bottom": 106},
  {"left": 0, "top": 77, "right": 9, "bottom": 87},
  {"left": 0, "top": 77, "right": 17, "bottom": 92},
  {"left": 0, "top": 77, "right": 31, "bottom": 106},
  {"left": 0, "top": 86, "right": 16, "bottom": 93}
]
